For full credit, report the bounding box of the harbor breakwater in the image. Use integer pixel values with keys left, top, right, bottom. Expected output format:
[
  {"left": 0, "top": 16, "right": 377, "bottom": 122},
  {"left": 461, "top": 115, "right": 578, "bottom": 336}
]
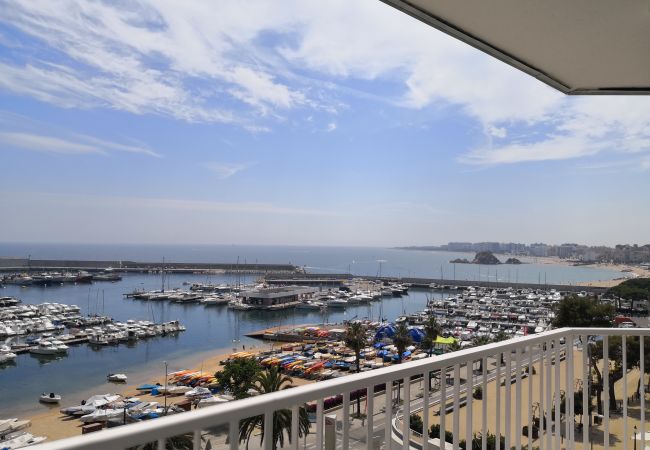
[
  {"left": 0, "top": 257, "right": 301, "bottom": 274},
  {"left": 264, "top": 273, "right": 610, "bottom": 293}
]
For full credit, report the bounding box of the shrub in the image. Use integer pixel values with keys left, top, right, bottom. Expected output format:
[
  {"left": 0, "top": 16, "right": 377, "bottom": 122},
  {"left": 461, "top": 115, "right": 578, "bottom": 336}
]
[
  {"left": 409, "top": 413, "right": 423, "bottom": 434},
  {"left": 429, "top": 424, "right": 454, "bottom": 443},
  {"left": 473, "top": 386, "right": 483, "bottom": 400}
]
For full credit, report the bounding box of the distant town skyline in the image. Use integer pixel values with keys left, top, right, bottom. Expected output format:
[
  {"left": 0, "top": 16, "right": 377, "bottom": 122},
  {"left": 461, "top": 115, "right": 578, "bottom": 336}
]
[{"left": 1, "top": 1, "right": 649, "bottom": 246}]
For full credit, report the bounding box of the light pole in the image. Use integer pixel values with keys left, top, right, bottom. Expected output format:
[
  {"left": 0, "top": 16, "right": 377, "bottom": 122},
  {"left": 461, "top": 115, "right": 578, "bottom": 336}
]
[{"left": 163, "top": 360, "right": 168, "bottom": 415}]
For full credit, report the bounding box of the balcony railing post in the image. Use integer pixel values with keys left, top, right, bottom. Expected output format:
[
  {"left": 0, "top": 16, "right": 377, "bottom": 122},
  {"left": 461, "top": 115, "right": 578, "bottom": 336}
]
[
  {"left": 316, "top": 398, "right": 324, "bottom": 450},
  {"left": 263, "top": 411, "right": 273, "bottom": 450},
  {"left": 539, "top": 343, "right": 544, "bottom": 448},
  {"left": 403, "top": 377, "right": 411, "bottom": 450},
  {"left": 229, "top": 419, "right": 239, "bottom": 450},
  {"left": 440, "top": 368, "right": 447, "bottom": 449},
  {"left": 515, "top": 347, "right": 522, "bottom": 450},
  {"left": 342, "top": 391, "right": 350, "bottom": 449},
  {"left": 385, "top": 379, "right": 392, "bottom": 449},
  {"left": 482, "top": 357, "right": 488, "bottom": 450},
  {"left": 453, "top": 364, "right": 460, "bottom": 450},
  {"left": 567, "top": 334, "right": 575, "bottom": 450},
  {"left": 623, "top": 334, "right": 628, "bottom": 450},
  {"left": 495, "top": 354, "right": 501, "bottom": 450},
  {"left": 505, "top": 349, "right": 512, "bottom": 450},
  {"left": 367, "top": 384, "right": 374, "bottom": 450},
  {"left": 291, "top": 404, "right": 299, "bottom": 450},
  {"left": 422, "top": 371, "right": 430, "bottom": 450},
  {"left": 528, "top": 345, "right": 533, "bottom": 450},
  {"left": 582, "top": 335, "right": 589, "bottom": 450},
  {"left": 554, "top": 339, "right": 561, "bottom": 450},
  {"left": 545, "top": 339, "right": 552, "bottom": 450},
  {"left": 192, "top": 429, "right": 201, "bottom": 450},
  {"left": 603, "top": 336, "right": 604, "bottom": 450},
  {"left": 466, "top": 360, "right": 473, "bottom": 448},
  {"left": 641, "top": 335, "right": 645, "bottom": 450}
]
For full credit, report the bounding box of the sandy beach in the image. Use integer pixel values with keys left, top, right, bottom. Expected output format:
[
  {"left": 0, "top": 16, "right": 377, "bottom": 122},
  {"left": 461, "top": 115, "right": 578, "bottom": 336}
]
[
  {"left": 21, "top": 341, "right": 309, "bottom": 443},
  {"left": 522, "top": 256, "right": 650, "bottom": 288}
]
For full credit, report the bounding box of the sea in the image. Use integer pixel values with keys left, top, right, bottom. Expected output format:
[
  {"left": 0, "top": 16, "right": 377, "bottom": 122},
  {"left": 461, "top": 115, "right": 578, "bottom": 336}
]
[{"left": 0, "top": 243, "right": 624, "bottom": 416}]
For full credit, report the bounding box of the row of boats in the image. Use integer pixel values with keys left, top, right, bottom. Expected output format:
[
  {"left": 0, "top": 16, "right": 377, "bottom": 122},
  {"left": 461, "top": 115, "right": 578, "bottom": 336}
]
[
  {"left": 1, "top": 269, "right": 121, "bottom": 287},
  {"left": 0, "top": 418, "right": 45, "bottom": 449},
  {"left": 0, "top": 298, "right": 186, "bottom": 370}
]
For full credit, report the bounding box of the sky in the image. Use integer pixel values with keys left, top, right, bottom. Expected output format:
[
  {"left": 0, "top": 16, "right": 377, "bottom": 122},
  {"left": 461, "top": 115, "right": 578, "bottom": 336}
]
[{"left": 0, "top": 0, "right": 649, "bottom": 247}]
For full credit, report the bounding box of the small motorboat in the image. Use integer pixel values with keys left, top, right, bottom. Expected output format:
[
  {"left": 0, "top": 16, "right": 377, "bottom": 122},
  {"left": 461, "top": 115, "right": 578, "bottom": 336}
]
[
  {"left": 39, "top": 392, "right": 61, "bottom": 404},
  {"left": 107, "top": 373, "right": 128, "bottom": 383}
]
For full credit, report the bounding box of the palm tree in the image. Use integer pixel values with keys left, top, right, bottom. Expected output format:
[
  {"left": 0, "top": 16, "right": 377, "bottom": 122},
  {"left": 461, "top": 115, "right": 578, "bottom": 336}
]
[
  {"left": 239, "top": 367, "right": 310, "bottom": 450},
  {"left": 393, "top": 322, "right": 412, "bottom": 364},
  {"left": 392, "top": 322, "right": 413, "bottom": 403},
  {"left": 130, "top": 433, "right": 196, "bottom": 450},
  {"left": 421, "top": 316, "right": 441, "bottom": 357},
  {"left": 345, "top": 321, "right": 367, "bottom": 373},
  {"left": 344, "top": 321, "right": 367, "bottom": 416}
]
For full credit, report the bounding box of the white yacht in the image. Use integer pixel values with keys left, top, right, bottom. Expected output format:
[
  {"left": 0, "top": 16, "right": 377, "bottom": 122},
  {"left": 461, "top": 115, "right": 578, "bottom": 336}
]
[{"left": 30, "top": 341, "right": 59, "bottom": 355}]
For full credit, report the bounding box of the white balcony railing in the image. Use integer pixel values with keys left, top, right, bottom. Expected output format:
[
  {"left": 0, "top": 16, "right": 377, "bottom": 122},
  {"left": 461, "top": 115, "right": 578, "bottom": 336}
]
[{"left": 30, "top": 328, "right": 649, "bottom": 450}]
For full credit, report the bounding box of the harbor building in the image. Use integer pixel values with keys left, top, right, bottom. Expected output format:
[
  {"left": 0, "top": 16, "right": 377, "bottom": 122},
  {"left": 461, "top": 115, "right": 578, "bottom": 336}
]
[{"left": 240, "top": 286, "right": 316, "bottom": 309}]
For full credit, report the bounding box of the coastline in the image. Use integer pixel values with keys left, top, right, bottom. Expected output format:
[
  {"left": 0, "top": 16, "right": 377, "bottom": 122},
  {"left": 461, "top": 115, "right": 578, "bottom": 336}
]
[
  {"left": 524, "top": 255, "right": 650, "bottom": 287},
  {"left": 21, "top": 341, "right": 283, "bottom": 442}
]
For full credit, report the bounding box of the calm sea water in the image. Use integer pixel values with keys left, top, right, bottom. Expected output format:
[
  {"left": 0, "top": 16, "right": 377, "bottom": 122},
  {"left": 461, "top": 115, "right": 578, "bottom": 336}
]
[
  {"left": 0, "top": 242, "right": 624, "bottom": 284},
  {"left": 0, "top": 244, "right": 623, "bottom": 416}
]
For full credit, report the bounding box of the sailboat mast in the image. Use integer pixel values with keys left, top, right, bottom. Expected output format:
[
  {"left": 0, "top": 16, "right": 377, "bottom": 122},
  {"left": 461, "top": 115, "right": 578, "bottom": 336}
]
[{"left": 161, "top": 257, "right": 165, "bottom": 293}]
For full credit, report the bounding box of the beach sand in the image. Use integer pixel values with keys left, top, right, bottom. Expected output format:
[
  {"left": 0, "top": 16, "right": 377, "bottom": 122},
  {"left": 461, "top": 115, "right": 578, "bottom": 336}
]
[
  {"left": 522, "top": 256, "right": 649, "bottom": 288},
  {"left": 23, "top": 341, "right": 313, "bottom": 443}
]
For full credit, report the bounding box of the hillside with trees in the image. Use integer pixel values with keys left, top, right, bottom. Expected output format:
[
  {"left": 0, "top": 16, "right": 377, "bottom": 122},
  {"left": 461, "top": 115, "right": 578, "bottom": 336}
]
[{"left": 606, "top": 278, "right": 650, "bottom": 300}]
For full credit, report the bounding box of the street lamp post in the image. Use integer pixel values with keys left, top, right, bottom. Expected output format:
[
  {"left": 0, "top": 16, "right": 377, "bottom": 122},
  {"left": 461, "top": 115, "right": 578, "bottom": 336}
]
[{"left": 163, "top": 360, "right": 168, "bottom": 415}]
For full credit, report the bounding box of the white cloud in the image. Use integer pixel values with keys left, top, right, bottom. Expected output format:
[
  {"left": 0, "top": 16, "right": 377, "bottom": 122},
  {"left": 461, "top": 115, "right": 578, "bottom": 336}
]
[
  {"left": 487, "top": 126, "right": 507, "bottom": 139},
  {"left": 0, "top": 130, "right": 160, "bottom": 157},
  {"left": 0, "top": 132, "right": 102, "bottom": 155},
  {"left": 326, "top": 122, "right": 337, "bottom": 132},
  {"left": 0, "top": 0, "right": 648, "bottom": 169},
  {"left": 461, "top": 135, "right": 603, "bottom": 165},
  {"left": 203, "top": 162, "right": 253, "bottom": 179}
]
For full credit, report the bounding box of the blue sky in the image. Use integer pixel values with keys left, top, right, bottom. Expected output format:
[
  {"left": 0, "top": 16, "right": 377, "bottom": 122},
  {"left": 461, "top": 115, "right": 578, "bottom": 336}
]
[{"left": 0, "top": 0, "right": 649, "bottom": 247}]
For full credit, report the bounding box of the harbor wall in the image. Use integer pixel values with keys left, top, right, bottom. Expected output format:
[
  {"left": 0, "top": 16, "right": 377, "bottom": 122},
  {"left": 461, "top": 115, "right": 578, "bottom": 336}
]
[
  {"left": 264, "top": 273, "right": 609, "bottom": 294},
  {"left": 0, "top": 258, "right": 300, "bottom": 274}
]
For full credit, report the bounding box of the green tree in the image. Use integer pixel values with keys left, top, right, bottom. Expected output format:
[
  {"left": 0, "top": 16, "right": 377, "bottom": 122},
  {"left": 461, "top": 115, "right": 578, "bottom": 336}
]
[
  {"left": 238, "top": 367, "right": 310, "bottom": 450},
  {"left": 216, "top": 357, "right": 262, "bottom": 400},
  {"left": 422, "top": 316, "right": 441, "bottom": 357},
  {"left": 344, "top": 321, "right": 366, "bottom": 374},
  {"left": 344, "top": 321, "right": 367, "bottom": 416},
  {"left": 606, "top": 278, "right": 650, "bottom": 302},
  {"left": 393, "top": 322, "right": 412, "bottom": 364},
  {"left": 392, "top": 322, "right": 413, "bottom": 403},
  {"left": 552, "top": 295, "right": 615, "bottom": 328},
  {"left": 552, "top": 295, "right": 615, "bottom": 415}
]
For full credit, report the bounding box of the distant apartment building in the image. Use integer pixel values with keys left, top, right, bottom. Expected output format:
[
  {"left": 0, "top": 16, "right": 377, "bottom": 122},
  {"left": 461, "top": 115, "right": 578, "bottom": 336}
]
[
  {"left": 530, "top": 243, "right": 549, "bottom": 257},
  {"left": 447, "top": 242, "right": 474, "bottom": 252},
  {"left": 556, "top": 243, "right": 578, "bottom": 259}
]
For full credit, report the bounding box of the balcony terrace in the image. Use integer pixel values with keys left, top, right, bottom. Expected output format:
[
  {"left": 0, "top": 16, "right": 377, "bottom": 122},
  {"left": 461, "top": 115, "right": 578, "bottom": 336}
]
[{"left": 30, "top": 327, "right": 648, "bottom": 450}]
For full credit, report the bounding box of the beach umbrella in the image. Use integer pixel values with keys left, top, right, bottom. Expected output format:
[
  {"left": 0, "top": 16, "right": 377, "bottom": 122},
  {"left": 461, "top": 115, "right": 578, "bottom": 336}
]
[
  {"left": 374, "top": 325, "right": 395, "bottom": 340},
  {"left": 407, "top": 328, "right": 425, "bottom": 343}
]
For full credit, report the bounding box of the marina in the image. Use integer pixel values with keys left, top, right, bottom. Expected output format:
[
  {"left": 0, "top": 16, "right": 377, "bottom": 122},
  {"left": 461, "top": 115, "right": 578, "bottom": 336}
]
[{"left": 0, "top": 247, "right": 641, "bottom": 448}]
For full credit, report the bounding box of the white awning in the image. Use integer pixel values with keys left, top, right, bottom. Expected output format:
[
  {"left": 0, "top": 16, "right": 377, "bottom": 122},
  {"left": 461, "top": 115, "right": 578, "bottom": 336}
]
[{"left": 381, "top": 0, "right": 650, "bottom": 94}]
